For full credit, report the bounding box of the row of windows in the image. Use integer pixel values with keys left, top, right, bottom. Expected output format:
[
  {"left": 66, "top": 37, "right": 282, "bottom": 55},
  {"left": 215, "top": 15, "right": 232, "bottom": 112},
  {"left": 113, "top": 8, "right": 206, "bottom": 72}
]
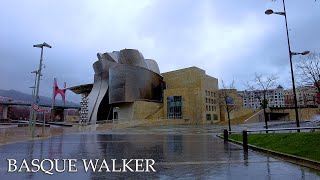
[
  {"left": 205, "top": 90, "right": 215, "bottom": 97},
  {"left": 206, "top": 105, "right": 216, "bottom": 112},
  {"left": 244, "top": 102, "right": 284, "bottom": 106},
  {"left": 206, "top": 114, "right": 218, "bottom": 121},
  {"left": 244, "top": 104, "right": 284, "bottom": 108},
  {"left": 206, "top": 98, "right": 216, "bottom": 104}
]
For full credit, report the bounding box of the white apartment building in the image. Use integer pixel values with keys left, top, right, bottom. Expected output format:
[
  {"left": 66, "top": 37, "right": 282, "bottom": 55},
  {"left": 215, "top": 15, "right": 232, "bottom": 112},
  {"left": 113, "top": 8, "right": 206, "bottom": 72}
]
[{"left": 240, "top": 85, "right": 284, "bottom": 109}]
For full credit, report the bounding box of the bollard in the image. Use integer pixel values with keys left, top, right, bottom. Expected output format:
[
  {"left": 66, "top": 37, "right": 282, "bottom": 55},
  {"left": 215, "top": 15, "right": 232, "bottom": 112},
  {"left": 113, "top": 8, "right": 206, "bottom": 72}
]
[
  {"left": 243, "top": 130, "right": 248, "bottom": 151},
  {"left": 224, "top": 129, "right": 228, "bottom": 142}
]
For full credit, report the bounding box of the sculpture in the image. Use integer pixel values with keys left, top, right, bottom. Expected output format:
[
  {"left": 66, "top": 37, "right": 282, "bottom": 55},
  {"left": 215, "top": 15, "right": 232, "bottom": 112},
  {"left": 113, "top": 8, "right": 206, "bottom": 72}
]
[{"left": 52, "top": 78, "right": 66, "bottom": 107}]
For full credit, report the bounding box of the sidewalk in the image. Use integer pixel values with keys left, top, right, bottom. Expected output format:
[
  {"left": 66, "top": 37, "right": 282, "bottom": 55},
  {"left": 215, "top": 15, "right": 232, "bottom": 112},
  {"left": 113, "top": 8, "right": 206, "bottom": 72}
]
[{"left": 0, "top": 126, "right": 82, "bottom": 145}]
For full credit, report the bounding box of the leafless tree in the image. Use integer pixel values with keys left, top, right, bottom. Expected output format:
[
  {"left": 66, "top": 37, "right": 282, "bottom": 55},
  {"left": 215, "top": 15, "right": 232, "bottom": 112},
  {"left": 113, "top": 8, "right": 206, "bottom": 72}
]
[
  {"left": 296, "top": 52, "right": 320, "bottom": 94},
  {"left": 219, "top": 80, "right": 236, "bottom": 132},
  {"left": 245, "top": 73, "right": 278, "bottom": 130}
]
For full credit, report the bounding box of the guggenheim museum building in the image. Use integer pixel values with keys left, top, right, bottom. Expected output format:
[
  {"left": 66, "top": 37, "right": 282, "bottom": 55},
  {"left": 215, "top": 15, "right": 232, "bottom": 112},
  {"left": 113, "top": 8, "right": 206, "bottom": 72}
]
[{"left": 70, "top": 49, "right": 223, "bottom": 125}]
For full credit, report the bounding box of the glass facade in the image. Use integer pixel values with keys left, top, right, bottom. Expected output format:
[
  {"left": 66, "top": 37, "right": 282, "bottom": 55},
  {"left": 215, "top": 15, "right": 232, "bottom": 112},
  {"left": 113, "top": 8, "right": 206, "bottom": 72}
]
[{"left": 167, "top": 96, "right": 182, "bottom": 119}]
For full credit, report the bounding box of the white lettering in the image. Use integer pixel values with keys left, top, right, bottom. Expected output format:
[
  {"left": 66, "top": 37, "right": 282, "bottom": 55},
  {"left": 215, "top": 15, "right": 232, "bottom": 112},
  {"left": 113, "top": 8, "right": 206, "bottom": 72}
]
[
  {"left": 135, "top": 159, "right": 144, "bottom": 172},
  {"left": 40, "top": 159, "right": 54, "bottom": 175},
  {"left": 98, "top": 159, "right": 110, "bottom": 172},
  {"left": 18, "top": 159, "right": 31, "bottom": 172},
  {"left": 7, "top": 159, "right": 17, "bottom": 172},
  {"left": 82, "top": 159, "right": 99, "bottom": 172},
  {"left": 145, "top": 159, "right": 156, "bottom": 172},
  {"left": 68, "top": 159, "right": 77, "bottom": 172},
  {"left": 112, "top": 159, "right": 122, "bottom": 172},
  {"left": 122, "top": 159, "right": 134, "bottom": 172},
  {"left": 54, "top": 159, "right": 67, "bottom": 173},
  {"left": 31, "top": 159, "right": 40, "bottom": 173}
]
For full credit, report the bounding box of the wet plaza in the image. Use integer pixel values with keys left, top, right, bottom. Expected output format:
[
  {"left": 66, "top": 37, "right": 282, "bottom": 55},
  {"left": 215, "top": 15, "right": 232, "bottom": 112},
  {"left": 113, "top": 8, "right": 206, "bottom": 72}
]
[{"left": 0, "top": 125, "right": 319, "bottom": 179}]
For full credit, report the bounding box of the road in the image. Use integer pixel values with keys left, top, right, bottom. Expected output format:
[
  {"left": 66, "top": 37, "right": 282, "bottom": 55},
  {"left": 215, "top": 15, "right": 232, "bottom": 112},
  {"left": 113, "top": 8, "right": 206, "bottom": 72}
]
[{"left": 0, "top": 125, "right": 319, "bottom": 179}]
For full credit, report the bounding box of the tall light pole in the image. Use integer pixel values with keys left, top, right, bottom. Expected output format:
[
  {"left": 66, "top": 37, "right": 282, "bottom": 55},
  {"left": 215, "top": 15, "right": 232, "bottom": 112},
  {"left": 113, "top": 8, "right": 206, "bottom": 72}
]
[
  {"left": 33, "top": 42, "right": 52, "bottom": 103},
  {"left": 265, "top": 1, "right": 309, "bottom": 132},
  {"left": 31, "top": 42, "right": 51, "bottom": 136},
  {"left": 28, "top": 70, "right": 37, "bottom": 127}
]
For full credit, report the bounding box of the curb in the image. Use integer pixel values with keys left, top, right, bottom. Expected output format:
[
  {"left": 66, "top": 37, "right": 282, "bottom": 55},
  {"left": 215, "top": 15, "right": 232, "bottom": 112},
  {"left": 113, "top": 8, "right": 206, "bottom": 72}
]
[{"left": 216, "top": 134, "right": 320, "bottom": 171}]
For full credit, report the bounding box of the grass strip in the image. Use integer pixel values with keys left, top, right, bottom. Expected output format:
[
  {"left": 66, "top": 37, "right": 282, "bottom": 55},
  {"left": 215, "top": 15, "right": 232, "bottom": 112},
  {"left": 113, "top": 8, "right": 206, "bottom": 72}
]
[{"left": 229, "top": 132, "right": 320, "bottom": 162}]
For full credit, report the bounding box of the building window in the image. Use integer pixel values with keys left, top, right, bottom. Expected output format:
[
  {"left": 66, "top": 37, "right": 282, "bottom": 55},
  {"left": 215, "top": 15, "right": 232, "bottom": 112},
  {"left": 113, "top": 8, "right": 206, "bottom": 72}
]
[
  {"left": 206, "top": 98, "right": 208, "bottom": 103},
  {"left": 206, "top": 105, "right": 208, "bottom": 111},
  {"left": 212, "top": 114, "right": 218, "bottom": 120},
  {"left": 205, "top": 90, "right": 208, "bottom": 96},
  {"left": 206, "top": 114, "right": 211, "bottom": 121},
  {"left": 167, "top": 96, "right": 182, "bottom": 119}
]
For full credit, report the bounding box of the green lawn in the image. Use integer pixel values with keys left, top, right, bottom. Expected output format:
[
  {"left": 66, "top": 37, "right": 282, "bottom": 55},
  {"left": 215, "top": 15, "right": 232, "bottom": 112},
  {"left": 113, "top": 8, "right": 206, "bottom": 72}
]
[{"left": 229, "top": 132, "right": 320, "bottom": 162}]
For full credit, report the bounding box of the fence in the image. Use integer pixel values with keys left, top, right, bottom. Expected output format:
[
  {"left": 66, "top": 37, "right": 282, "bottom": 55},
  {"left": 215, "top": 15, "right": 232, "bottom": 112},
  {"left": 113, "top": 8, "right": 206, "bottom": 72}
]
[{"left": 223, "top": 126, "right": 320, "bottom": 151}]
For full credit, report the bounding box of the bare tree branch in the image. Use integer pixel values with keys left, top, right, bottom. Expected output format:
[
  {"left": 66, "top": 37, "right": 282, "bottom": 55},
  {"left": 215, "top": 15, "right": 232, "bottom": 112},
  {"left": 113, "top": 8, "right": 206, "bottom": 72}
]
[
  {"left": 295, "top": 52, "right": 320, "bottom": 94},
  {"left": 244, "top": 73, "right": 279, "bottom": 130}
]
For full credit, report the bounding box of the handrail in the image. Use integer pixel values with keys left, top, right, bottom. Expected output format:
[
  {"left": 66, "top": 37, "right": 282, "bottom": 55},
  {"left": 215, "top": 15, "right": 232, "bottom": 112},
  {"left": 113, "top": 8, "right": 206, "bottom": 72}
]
[
  {"left": 226, "top": 126, "right": 320, "bottom": 134},
  {"left": 223, "top": 126, "right": 320, "bottom": 152},
  {"left": 247, "top": 126, "right": 320, "bottom": 133}
]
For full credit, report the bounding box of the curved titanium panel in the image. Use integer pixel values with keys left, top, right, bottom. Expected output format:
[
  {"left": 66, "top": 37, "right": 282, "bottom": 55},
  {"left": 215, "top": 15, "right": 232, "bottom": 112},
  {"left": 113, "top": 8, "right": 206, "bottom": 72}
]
[
  {"left": 97, "top": 51, "right": 120, "bottom": 63},
  {"left": 109, "top": 64, "right": 163, "bottom": 104},
  {"left": 107, "top": 51, "right": 120, "bottom": 62},
  {"left": 118, "top": 49, "right": 148, "bottom": 69},
  {"left": 145, "top": 59, "right": 161, "bottom": 74},
  {"left": 87, "top": 59, "right": 117, "bottom": 124},
  {"left": 79, "top": 48, "right": 163, "bottom": 124}
]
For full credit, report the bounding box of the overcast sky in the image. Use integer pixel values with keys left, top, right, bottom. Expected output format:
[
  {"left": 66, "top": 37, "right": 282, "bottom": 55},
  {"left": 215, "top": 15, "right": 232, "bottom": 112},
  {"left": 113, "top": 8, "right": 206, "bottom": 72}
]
[{"left": 1, "top": 0, "right": 319, "bottom": 102}]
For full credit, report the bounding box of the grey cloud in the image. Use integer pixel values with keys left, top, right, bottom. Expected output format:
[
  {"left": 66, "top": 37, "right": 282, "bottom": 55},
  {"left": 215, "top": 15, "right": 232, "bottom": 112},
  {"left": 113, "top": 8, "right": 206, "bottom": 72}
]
[{"left": 0, "top": 0, "right": 319, "bottom": 102}]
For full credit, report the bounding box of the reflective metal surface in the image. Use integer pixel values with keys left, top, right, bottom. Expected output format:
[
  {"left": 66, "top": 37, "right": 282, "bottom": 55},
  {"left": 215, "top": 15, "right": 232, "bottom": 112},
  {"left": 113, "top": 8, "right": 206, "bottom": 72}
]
[
  {"left": 118, "top": 49, "right": 148, "bottom": 68},
  {"left": 109, "top": 65, "right": 163, "bottom": 103},
  {"left": 74, "top": 49, "right": 164, "bottom": 124},
  {"left": 145, "top": 59, "right": 160, "bottom": 74}
]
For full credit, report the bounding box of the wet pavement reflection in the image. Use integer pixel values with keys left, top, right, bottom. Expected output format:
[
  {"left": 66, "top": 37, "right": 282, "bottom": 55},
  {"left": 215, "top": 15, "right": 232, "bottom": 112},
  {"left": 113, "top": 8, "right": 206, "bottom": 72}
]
[{"left": 0, "top": 125, "right": 319, "bottom": 179}]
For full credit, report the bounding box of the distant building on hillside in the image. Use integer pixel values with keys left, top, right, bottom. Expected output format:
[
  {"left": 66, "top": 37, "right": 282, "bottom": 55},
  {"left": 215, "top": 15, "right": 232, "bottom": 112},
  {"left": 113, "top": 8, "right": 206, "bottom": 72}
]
[
  {"left": 240, "top": 85, "right": 284, "bottom": 109},
  {"left": 284, "top": 85, "right": 317, "bottom": 107}
]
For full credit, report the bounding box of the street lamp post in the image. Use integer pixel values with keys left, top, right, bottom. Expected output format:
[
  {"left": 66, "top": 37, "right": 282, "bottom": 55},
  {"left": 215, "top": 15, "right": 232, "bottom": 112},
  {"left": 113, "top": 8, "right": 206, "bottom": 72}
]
[
  {"left": 29, "top": 70, "right": 38, "bottom": 127},
  {"left": 31, "top": 42, "right": 51, "bottom": 136},
  {"left": 265, "top": 1, "right": 309, "bottom": 132}
]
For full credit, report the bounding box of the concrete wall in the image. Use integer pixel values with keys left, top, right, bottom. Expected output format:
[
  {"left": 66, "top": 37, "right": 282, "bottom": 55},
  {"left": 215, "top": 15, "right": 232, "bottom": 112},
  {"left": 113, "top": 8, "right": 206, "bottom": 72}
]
[
  {"left": 244, "top": 108, "right": 320, "bottom": 123},
  {"left": 285, "top": 108, "right": 320, "bottom": 121},
  {"left": 113, "top": 103, "right": 134, "bottom": 121}
]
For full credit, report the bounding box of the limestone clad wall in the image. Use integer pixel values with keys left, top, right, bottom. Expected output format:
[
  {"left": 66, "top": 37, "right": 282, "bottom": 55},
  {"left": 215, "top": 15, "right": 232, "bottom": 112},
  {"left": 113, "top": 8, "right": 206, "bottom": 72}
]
[
  {"left": 132, "top": 101, "right": 163, "bottom": 120},
  {"left": 162, "top": 67, "right": 219, "bottom": 124}
]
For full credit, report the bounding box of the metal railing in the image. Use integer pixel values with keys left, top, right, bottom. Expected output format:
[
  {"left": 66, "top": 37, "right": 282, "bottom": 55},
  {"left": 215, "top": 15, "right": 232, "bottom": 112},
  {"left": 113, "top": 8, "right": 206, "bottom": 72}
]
[{"left": 223, "top": 126, "right": 320, "bottom": 151}]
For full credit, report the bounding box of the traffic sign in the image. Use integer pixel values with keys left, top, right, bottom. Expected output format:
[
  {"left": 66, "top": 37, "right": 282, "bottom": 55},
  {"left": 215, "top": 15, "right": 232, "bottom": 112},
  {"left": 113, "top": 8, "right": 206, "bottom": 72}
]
[
  {"left": 36, "top": 96, "right": 40, "bottom": 103},
  {"left": 32, "top": 104, "right": 39, "bottom": 111}
]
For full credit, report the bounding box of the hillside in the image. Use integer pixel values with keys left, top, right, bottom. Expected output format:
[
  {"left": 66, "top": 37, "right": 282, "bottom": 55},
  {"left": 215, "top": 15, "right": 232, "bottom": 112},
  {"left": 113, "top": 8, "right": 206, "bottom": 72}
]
[{"left": 0, "top": 89, "right": 79, "bottom": 107}]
